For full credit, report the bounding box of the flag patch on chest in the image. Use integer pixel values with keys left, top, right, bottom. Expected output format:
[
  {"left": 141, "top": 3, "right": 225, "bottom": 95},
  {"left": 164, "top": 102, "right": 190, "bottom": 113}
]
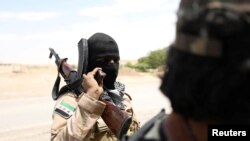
[{"left": 55, "top": 101, "right": 76, "bottom": 119}]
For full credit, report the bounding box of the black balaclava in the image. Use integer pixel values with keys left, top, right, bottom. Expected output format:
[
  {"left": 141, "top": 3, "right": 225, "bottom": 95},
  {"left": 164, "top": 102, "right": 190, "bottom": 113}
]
[
  {"left": 160, "top": 0, "right": 250, "bottom": 123},
  {"left": 87, "top": 32, "right": 120, "bottom": 89}
]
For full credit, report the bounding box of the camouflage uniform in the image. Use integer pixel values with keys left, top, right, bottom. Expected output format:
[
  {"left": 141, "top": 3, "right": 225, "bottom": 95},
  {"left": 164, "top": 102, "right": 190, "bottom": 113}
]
[
  {"left": 51, "top": 32, "right": 140, "bottom": 141},
  {"left": 51, "top": 90, "right": 139, "bottom": 141}
]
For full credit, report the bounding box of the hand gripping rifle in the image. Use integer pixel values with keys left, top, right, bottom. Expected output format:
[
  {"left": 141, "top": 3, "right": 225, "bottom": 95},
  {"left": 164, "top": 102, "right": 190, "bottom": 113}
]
[{"left": 49, "top": 38, "right": 132, "bottom": 139}]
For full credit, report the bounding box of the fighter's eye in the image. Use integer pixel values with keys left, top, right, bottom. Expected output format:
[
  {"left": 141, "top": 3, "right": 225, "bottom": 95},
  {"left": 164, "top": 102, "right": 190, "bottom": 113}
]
[
  {"left": 96, "top": 57, "right": 119, "bottom": 63},
  {"left": 114, "top": 58, "right": 119, "bottom": 63}
]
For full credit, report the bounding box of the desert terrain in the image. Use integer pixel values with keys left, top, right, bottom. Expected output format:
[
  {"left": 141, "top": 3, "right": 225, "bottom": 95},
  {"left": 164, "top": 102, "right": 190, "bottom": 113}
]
[{"left": 0, "top": 64, "right": 172, "bottom": 141}]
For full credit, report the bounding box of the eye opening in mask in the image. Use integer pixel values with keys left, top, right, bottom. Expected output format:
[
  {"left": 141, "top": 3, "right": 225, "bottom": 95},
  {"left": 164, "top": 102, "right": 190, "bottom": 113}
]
[{"left": 95, "top": 56, "right": 120, "bottom": 64}]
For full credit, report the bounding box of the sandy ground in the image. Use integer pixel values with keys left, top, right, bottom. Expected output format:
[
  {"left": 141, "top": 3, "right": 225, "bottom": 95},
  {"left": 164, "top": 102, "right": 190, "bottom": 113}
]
[
  {"left": 0, "top": 65, "right": 172, "bottom": 141},
  {"left": 0, "top": 65, "right": 56, "bottom": 100},
  {"left": 0, "top": 65, "right": 164, "bottom": 100}
]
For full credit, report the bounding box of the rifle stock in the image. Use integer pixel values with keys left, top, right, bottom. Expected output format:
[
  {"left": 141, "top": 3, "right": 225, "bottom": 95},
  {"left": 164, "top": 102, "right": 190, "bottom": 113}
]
[
  {"left": 49, "top": 47, "right": 132, "bottom": 139},
  {"left": 101, "top": 99, "right": 132, "bottom": 139}
]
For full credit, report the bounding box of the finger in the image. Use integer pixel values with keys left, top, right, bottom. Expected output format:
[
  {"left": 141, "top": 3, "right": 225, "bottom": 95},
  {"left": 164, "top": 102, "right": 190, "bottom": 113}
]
[
  {"left": 90, "top": 67, "right": 102, "bottom": 76},
  {"left": 93, "top": 70, "right": 104, "bottom": 87},
  {"left": 99, "top": 75, "right": 104, "bottom": 87}
]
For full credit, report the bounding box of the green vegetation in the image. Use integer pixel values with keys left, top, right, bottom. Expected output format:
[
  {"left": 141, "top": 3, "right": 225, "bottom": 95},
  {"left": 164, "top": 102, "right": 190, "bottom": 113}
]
[{"left": 125, "top": 47, "right": 168, "bottom": 72}]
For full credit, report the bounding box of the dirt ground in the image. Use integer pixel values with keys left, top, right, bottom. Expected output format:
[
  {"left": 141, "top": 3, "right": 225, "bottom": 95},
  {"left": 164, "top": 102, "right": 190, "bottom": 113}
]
[
  {"left": 0, "top": 65, "right": 55, "bottom": 99},
  {"left": 0, "top": 65, "right": 149, "bottom": 99}
]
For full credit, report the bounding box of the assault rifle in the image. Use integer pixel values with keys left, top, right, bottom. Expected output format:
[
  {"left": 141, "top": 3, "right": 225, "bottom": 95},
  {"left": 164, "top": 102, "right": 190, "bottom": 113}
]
[{"left": 49, "top": 38, "right": 132, "bottom": 139}]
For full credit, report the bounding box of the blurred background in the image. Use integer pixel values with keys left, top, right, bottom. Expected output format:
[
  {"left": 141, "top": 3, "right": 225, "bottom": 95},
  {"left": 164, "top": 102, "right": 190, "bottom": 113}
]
[{"left": 0, "top": 0, "right": 179, "bottom": 140}]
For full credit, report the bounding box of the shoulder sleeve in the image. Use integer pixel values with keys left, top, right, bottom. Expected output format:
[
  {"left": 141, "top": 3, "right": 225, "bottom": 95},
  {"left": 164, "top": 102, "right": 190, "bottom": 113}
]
[
  {"left": 51, "top": 93, "right": 79, "bottom": 140},
  {"left": 51, "top": 93, "right": 106, "bottom": 141}
]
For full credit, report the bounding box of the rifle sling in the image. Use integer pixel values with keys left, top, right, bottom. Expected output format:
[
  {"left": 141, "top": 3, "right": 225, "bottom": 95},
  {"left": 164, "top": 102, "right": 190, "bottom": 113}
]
[
  {"left": 52, "top": 71, "right": 61, "bottom": 100},
  {"left": 52, "top": 72, "right": 83, "bottom": 100},
  {"left": 59, "top": 78, "right": 83, "bottom": 96}
]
